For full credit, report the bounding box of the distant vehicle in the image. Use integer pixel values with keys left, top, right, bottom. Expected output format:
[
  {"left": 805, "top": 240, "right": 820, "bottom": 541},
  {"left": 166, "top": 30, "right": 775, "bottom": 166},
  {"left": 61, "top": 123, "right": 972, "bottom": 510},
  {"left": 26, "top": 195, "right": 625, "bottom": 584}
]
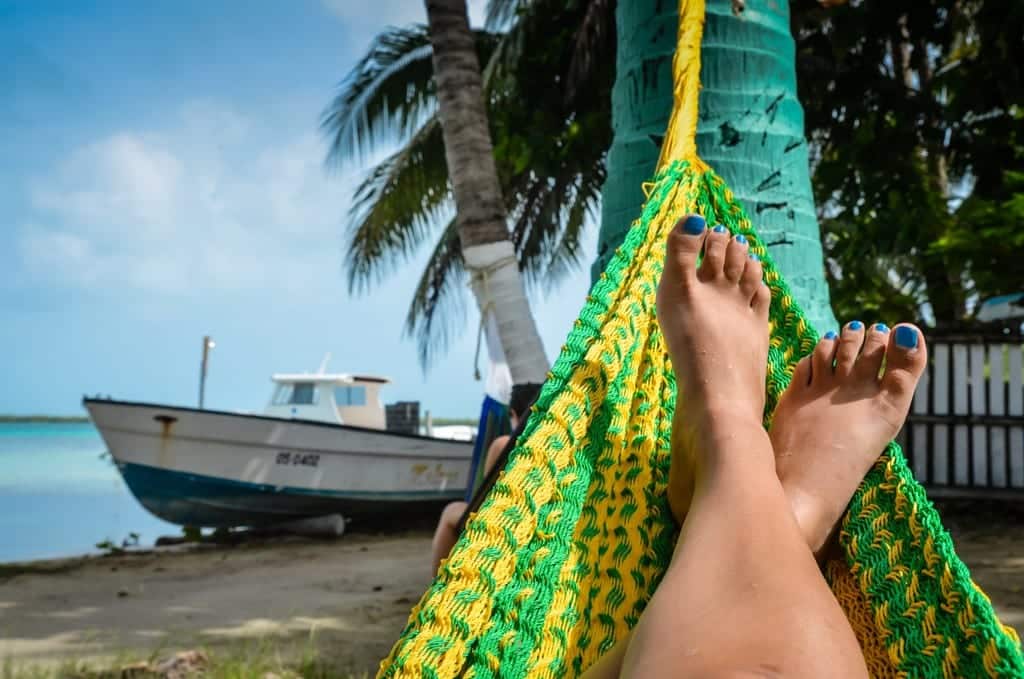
[{"left": 84, "top": 371, "right": 474, "bottom": 528}]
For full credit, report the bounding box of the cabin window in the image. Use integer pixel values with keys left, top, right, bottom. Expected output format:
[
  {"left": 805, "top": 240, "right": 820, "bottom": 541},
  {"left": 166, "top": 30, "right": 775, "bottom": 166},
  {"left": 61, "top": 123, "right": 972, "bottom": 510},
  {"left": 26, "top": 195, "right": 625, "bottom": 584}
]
[
  {"left": 273, "top": 383, "right": 318, "bottom": 405},
  {"left": 272, "top": 385, "right": 292, "bottom": 405},
  {"left": 291, "top": 382, "right": 316, "bottom": 405},
  {"left": 334, "top": 385, "right": 367, "bottom": 407}
]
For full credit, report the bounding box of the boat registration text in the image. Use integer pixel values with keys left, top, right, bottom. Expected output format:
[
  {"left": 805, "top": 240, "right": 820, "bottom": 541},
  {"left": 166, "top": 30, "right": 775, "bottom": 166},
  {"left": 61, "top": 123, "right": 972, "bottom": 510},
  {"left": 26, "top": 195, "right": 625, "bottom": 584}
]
[{"left": 275, "top": 451, "right": 321, "bottom": 467}]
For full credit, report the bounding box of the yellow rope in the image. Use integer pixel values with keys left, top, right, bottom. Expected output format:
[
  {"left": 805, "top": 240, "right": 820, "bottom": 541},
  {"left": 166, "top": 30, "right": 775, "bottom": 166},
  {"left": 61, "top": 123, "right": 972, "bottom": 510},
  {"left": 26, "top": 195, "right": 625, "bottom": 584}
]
[{"left": 656, "top": 0, "right": 707, "bottom": 173}]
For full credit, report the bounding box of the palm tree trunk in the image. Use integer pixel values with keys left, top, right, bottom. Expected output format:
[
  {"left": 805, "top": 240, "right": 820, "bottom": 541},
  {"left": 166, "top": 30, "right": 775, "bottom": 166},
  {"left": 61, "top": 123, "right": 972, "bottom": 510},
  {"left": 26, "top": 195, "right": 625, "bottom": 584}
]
[
  {"left": 593, "top": 0, "right": 839, "bottom": 333},
  {"left": 424, "top": 0, "right": 549, "bottom": 384}
]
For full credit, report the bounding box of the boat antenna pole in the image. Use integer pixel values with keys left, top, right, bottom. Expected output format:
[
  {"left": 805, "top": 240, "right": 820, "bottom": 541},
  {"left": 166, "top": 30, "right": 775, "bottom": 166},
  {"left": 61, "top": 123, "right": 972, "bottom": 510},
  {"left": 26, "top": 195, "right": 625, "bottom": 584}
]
[
  {"left": 317, "top": 352, "right": 331, "bottom": 375},
  {"left": 199, "top": 335, "right": 215, "bottom": 409}
]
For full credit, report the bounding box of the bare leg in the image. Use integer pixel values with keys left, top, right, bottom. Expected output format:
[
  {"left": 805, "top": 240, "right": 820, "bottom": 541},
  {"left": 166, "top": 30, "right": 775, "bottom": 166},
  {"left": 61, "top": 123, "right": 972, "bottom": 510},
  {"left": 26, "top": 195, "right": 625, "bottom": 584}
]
[
  {"left": 621, "top": 216, "right": 868, "bottom": 678},
  {"left": 431, "top": 501, "right": 468, "bottom": 574},
  {"left": 582, "top": 321, "right": 928, "bottom": 679},
  {"left": 584, "top": 272, "right": 927, "bottom": 679}
]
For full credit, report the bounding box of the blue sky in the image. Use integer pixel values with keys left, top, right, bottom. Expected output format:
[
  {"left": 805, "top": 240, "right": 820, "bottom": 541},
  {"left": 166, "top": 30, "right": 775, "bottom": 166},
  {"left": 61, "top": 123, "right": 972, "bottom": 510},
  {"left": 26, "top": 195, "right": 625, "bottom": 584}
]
[{"left": 1, "top": 0, "right": 596, "bottom": 417}]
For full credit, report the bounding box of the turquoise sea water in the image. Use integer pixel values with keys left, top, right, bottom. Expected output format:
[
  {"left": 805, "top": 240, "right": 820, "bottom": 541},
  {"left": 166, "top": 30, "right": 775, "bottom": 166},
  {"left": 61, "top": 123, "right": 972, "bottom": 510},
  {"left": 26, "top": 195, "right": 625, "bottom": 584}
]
[{"left": 1, "top": 422, "right": 177, "bottom": 563}]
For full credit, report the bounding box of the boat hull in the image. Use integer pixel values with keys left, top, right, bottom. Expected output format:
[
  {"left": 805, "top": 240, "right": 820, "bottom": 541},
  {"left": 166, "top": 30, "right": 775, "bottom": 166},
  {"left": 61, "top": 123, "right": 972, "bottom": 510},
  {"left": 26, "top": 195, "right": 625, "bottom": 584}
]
[{"left": 84, "top": 399, "right": 473, "bottom": 527}]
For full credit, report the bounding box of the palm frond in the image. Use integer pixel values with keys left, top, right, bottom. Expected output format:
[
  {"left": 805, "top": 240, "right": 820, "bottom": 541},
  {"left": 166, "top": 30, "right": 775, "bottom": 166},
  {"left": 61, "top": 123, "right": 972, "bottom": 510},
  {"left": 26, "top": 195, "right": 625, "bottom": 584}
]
[
  {"left": 345, "top": 116, "right": 452, "bottom": 292},
  {"left": 404, "top": 217, "right": 468, "bottom": 370},
  {"left": 482, "top": 0, "right": 558, "bottom": 90},
  {"left": 508, "top": 171, "right": 600, "bottom": 290},
  {"left": 499, "top": 109, "right": 611, "bottom": 287},
  {"left": 322, "top": 26, "right": 505, "bottom": 166},
  {"left": 543, "top": 161, "right": 605, "bottom": 285},
  {"left": 321, "top": 25, "right": 436, "bottom": 165},
  {"left": 565, "top": 0, "right": 616, "bottom": 105},
  {"left": 485, "top": 0, "right": 527, "bottom": 31},
  {"left": 480, "top": 13, "right": 523, "bottom": 87}
]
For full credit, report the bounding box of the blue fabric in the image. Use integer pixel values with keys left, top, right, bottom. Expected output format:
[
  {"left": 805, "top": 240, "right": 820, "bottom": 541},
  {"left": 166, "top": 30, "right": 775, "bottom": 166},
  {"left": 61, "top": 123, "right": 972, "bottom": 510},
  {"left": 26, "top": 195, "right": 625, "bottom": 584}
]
[{"left": 464, "top": 395, "right": 511, "bottom": 502}]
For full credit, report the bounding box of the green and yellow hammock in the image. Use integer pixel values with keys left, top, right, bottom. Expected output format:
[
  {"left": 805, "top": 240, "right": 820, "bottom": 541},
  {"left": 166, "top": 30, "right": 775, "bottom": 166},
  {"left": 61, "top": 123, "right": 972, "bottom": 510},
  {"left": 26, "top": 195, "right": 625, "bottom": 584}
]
[{"left": 378, "top": 1, "right": 1024, "bottom": 676}]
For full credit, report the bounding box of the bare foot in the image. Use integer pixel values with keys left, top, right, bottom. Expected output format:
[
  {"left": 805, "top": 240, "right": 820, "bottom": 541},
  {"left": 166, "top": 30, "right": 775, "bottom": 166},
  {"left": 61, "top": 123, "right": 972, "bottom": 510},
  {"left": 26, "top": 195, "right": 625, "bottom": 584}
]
[
  {"left": 771, "top": 321, "right": 928, "bottom": 558},
  {"left": 656, "top": 214, "right": 770, "bottom": 522}
]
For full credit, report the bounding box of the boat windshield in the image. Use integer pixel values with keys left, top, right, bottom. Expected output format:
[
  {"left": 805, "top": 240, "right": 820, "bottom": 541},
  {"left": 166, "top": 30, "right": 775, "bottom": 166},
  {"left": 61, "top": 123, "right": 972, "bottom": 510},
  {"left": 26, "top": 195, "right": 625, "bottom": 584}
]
[{"left": 273, "top": 382, "right": 318, "bottom": 405}]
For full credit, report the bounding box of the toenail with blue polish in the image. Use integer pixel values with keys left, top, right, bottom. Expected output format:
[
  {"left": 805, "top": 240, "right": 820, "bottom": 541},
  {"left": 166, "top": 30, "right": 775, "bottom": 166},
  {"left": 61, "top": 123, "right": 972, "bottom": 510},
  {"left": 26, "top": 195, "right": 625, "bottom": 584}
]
[
  {"left": 849, "top": 320, "right": 863, "bottom": 331},
  {"left": 824, "top": 330, "right": 838, "bottom": 340},
  {"left": 735, "top": 234, "right": 747, "bottom": 244},
  {"left": 875, "top": 323, "right": 889, "bottom": 333},
  {"left": 895, "top": 326, "right": 918, "bottom": 349},
  {"left": 749, "top": 253, "right": 760, "bottom": 262},
  {"left": 713, "top": 224, "right": 727, "bottom": 234},
  {"left": 680, "top": 215, "right": 706, "bottom": 235}
]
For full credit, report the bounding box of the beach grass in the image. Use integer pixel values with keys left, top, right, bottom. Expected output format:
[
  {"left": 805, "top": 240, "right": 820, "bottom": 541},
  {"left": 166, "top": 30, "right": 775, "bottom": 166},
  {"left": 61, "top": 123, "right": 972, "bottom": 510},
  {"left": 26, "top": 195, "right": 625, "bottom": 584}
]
[{"left": 1, "top": 641, "right": 370, "bottom": 678}]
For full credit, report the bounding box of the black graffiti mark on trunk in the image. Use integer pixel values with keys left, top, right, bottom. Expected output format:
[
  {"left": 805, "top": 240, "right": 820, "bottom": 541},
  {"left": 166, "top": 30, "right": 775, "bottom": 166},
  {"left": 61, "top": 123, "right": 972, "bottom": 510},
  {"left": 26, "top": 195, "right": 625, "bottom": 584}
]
[
  {"left": 765, "top": 92, "right": 785, "bottom": 120},
  {"left": 757, "top": 170, "right": 782, "bottom": 192},
  {"left": 755, "top": 201, "right": 788, "bottom": 213},
  {"left": 719, "top": 122, "right": 741, "bottom": 147}
]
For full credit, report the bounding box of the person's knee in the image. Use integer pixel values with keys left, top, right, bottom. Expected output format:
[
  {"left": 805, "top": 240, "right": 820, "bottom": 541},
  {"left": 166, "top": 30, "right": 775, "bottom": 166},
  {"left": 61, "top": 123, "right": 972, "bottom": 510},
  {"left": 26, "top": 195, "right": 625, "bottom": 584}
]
[
  {"left": 432, "top": 501, "right": 469, "bottom": 568},
  {"left": 439, "top": 501, "right": 468, "bottom": 527}
]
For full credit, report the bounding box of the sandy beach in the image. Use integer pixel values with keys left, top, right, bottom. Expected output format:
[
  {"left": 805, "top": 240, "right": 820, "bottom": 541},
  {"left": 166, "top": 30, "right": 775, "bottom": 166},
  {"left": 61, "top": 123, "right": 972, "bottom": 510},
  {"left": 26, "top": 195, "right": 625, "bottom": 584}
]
[
  {"left": 0, "top": 530, "right": 434, "bottom": 675},
  {"left": 1, "top": 501, "right": 1022, "bottom": 675}
]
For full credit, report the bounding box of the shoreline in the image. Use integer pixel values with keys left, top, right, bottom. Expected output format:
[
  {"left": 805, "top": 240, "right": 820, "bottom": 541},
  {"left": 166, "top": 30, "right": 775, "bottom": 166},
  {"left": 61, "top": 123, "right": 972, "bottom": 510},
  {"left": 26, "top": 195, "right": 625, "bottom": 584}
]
[
  {"left": 0, "top": 513, "right": 443, "bottom": 569},
  {"left": 0, "top": 415, "right": 90, "bottom": 423}
]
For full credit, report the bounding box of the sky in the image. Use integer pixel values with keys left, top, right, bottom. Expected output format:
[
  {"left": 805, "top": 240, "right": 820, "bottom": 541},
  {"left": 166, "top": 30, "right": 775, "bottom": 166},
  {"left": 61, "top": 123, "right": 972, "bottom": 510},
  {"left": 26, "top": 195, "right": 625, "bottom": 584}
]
[{"left": 0, "top": 0, "right": 597, "bottom": 418}]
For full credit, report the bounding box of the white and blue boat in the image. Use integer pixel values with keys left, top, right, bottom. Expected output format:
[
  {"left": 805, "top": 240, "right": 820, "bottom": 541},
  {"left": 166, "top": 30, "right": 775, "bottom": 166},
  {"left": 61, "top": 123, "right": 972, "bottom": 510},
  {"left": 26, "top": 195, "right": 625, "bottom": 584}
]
[{"left": 84, "top": 372, "right": 474, "bottom": 528}]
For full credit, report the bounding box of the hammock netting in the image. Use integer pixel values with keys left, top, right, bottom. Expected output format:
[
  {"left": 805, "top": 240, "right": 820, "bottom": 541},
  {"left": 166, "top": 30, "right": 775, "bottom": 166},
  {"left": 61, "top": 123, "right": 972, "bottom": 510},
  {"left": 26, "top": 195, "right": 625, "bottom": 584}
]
[{"left": 378, "top": 1, "right": 1024, "bottom": 676}]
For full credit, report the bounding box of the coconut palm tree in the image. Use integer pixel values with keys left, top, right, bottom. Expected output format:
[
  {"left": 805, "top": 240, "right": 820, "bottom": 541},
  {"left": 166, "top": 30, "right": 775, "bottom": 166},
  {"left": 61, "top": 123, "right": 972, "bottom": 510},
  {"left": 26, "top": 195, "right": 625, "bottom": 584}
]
[
  {"left": 594, "top": 0, "right": 839, "bottom": 333},
  {"left": 321, "top": 0, "right": 613, "bottom": 369},
  {"left": 420, "top": 0, "right": 548, "bottom": 385}
]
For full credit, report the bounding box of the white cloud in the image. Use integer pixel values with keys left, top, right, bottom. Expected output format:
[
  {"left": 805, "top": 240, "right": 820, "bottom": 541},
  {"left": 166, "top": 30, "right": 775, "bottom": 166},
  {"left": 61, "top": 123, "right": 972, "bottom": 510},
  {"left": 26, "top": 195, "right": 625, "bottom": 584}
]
[
  {"left": 321, "top": 0, "right": 425, "bottom": 28},
  {"left": 320, "top": 0, "right": 488, "bottom": 28},
  {"left": 18, "top": 101, "right": 360, "bottom": 298},
  {"left": 31, "top": 134, "right": 183, "bottom": 237}
]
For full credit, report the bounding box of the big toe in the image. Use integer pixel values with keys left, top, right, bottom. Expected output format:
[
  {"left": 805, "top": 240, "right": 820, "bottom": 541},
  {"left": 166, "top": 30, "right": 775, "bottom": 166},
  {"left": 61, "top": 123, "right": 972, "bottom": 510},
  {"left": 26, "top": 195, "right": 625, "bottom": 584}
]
[
  {"left": 880, "top": 324, "right": 928, "bottom": 402},
  {"left": 662, "top": 214, "right": 707, "bottom": 288}
]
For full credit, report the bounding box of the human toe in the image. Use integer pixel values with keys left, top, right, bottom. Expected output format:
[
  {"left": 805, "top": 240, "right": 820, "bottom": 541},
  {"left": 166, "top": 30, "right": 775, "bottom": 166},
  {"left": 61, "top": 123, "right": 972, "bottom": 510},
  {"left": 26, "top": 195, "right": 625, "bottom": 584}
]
[
  {"left": 834, "top": 320, "right": 866, "bottom": 377},
  {"left": 739, "top": 252, "right": 763, "bottom": 301},
  {"left": 810, "top": 330, "right": 839, "bottom": 386},
  {"left": 723, "top": 233, "right": 750, "bottom": 283},
  {"left": 697, "top": 223, "right": 731, "bottom": 281},
  {"left": 880, "top": 324, "right": 928, "bottom": 401},
  {"left": 662, "top": 214, "right": 707, "bottom": 289},
  {"left": 853, "top": 323, "right": 890, "bottom": 380}
]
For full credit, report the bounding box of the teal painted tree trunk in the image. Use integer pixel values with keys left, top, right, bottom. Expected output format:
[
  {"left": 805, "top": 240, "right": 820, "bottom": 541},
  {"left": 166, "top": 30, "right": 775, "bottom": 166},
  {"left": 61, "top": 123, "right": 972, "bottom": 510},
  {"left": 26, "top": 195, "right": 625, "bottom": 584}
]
[{"left": 593, "top": 0, "right": 838, "bottom": 333}]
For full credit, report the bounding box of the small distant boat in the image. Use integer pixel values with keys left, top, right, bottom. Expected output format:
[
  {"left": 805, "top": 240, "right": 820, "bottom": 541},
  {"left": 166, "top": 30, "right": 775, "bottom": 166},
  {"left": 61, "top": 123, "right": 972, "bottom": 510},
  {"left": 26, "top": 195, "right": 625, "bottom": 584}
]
[{"left": 84, "top": 371, "right": 474, "bottom": 528}]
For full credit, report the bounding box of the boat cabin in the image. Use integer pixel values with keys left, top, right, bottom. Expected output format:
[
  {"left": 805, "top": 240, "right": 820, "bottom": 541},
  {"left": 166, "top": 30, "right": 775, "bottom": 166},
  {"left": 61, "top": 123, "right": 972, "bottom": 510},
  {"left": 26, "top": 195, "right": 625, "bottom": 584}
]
[{"left": 264, "top": 373, "right": 390, "bottom": 429}]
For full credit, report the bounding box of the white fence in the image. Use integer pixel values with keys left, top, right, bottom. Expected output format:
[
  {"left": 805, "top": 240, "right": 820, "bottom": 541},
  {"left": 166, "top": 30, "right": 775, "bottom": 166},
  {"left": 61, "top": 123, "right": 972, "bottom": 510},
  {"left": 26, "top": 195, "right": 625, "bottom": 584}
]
[{"left": 899, "top": 333, "right": 1024, "bottom": 496}]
